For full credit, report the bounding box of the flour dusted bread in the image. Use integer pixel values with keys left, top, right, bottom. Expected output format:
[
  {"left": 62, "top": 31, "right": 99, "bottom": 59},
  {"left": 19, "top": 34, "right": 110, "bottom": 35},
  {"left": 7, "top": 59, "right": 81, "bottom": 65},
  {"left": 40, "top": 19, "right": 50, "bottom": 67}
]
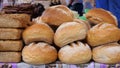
[
  {"left": 41, "top": 5, "right": 74, "bottom": 26},
  {"left": 0, "top": 40, "right": 23, "bottom": 51},
  {"left": 93, "top": 42, "right": 120, "bottom": 64},
  {"left": 87, "top": 23, "right": 120, "bottom": 46},
  {"left": 0, "top": 14, "right": 30, "bottom": 28},
  {"left": 58, "top": 41, "right": 92, "bottom": 64},
  {"left": 0, "top": 28, "right": 22, "bottom": 40},
  {"left": 22, "top": 42, "right": 57, "bottom": 65},
  {"left": 54, "top": 22, "right": 88, "bottom": 47},
  {"left": 85, "top": 8, "right": 118, "bottom": 26},
  {"left": 0, "top": 52, "right": 21, "bottom": 63},
  {"left": 23, "top": 23, "right": 54, "bottom": 44}
]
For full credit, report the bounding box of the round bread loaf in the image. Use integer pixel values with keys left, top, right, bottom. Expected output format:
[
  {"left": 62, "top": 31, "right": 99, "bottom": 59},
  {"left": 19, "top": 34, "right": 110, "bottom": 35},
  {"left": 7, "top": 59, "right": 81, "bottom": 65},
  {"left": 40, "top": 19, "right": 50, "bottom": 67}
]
[
  {"left": 85, "top": 8, "right": 118, "bottom": 26},
  {"left": 93, "top": 42, "right": 120, "bottom": 64},
  {"left": 41, "top": 5, "right": 74, "bottom": 26},
  {"left": 22, "top": 42, "right": 57, "bottom": 65},
  {"left": 87, "top": 23, "right": 120, "bottom": 46},
  {"left": 23, "top": 23, "right": 54, "bottom": 44},
  {"left": 58, "top": 41, "right": 92, "bottom": 64},
  {"left": 54, "top": 22, "right": 88, "bottom": 47}
]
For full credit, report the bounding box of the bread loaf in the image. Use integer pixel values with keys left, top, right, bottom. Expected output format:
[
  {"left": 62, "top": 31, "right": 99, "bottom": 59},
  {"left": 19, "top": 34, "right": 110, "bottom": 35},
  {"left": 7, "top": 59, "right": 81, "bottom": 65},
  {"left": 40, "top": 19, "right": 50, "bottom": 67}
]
[
  {"left": 54, "top": 22, "right": 88, "bottom": 47},
  {"left": 0, "top": 40, "right": 23, "bottom": 51},
  {"left": 0, "top": 52, "right": 21, "bottom": 63},
  {"left": 58, "top": 41, "right": 92, "bottom": 64},
  {"left": 0, "top": 28, "right": 22, "bottom": 40},
  {"left": 41, "top": 5, "right": 74, "bottom": 26},
  {"left": 0, "top": 14, "right": 30, "bottom": 28},
  {"left": 23, "top": 23, "right": 54, "bottom": 44},
  {"left": 85, "top": 8, "right": 118, "bottom": 26},
  {"left": 87, "top": 23, "right": 120, "bottom": 46},
  {"left": 22, "top": 42, "right": 57, "bottom": 65},
  {"left": 93, "top": 42, "right": 120, "bottom": 64}
]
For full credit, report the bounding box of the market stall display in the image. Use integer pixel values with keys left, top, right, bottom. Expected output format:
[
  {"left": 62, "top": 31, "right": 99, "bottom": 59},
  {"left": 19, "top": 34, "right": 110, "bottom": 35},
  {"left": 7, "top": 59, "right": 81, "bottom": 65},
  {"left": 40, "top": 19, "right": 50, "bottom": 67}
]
[{"left": 0, "top": 4, "right": 120, "bottom": 67}]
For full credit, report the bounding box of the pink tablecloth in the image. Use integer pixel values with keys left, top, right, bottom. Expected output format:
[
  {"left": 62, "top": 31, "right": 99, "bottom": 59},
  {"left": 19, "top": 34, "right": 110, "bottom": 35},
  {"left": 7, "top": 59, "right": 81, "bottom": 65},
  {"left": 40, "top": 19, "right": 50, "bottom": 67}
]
[{"left": 0, "top": 62, "right": 120, "bottom": 68}]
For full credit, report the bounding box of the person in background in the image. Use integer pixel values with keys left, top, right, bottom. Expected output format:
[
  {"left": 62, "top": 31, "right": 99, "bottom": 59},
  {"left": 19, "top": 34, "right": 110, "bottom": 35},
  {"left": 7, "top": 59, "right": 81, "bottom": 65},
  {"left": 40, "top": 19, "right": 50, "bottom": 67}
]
[
  {"left": 96, "top": 0, "right": 120, "bottom": 28},
  {"left": 67, "top": 0, "right": 83, "bottom": 16}
]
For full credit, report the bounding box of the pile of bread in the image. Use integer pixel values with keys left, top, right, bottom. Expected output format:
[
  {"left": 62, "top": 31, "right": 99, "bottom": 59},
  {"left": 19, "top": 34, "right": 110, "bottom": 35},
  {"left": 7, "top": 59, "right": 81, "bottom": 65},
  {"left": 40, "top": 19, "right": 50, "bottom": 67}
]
[
  {"left": 0, "top": 14, "right": 30, "bottom": 63},
  {"left": 22, "top": 5, "right": 120, "bottom": 65},
  {"left": 0, "top": 5, "right": 120, "bottom": 65}
]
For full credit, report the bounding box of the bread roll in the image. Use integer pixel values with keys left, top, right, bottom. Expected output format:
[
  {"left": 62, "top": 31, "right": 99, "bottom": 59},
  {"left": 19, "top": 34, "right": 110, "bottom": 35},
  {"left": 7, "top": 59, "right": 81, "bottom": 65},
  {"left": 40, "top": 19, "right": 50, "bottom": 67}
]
[
  {"left": 85, "top": 8, "right": 118, "bottom": 26},
  {"left": 41, "top": 5, "right": 74, "bottom": 26},
  {"left": 0, "top": 52, "right": 21, "bottom": 63},
  {"left": 23, "top": 23, "right": 54, "bottom": 44},
  {"left": 93, "top": 42, "right": 120, "bottom": 64},
  {"left": 54, "top": 22, "right": 88, "bottom": 47},
  {"left": 22, "top": 42, "right": 57, "bottom": 65},
  {"left": 0, "top": 28, "right": 22, "bottom": 40},
  {"left": 0, "top": 40, "right": 23, "bottom": 51},
  {"left": 87, "top": 23, "right": 120, "bottom": 46},
  {"left": 58, "top": 41, "right": 92, "bottom": 64},
  {"left": 0, "top": 14, "right": 30, "bottom": 28}
]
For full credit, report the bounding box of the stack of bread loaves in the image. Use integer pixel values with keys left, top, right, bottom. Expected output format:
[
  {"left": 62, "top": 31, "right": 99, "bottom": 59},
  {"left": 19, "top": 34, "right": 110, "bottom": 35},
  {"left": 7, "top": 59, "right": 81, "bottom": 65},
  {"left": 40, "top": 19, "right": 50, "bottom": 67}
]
[
  {"left": 22, "top": 5, "right": 77, "bottom": 65},
  {"left": 22, "top": 5, "right": 92, "bottom": 65},
  {"left": 21, "top": 5, "right": 120, "bottom": 65},
  {"left": 86, "top": 8, "right": 120, "bottom": 64},
  {"left": 41, "top": 5, "right": 92, "bottom": 64},
  {"left": 0, "top": 14, "right": 30, "bottom": 63},
  {"left": 22, "top": 23, "right": 57, "bottom": 65}
]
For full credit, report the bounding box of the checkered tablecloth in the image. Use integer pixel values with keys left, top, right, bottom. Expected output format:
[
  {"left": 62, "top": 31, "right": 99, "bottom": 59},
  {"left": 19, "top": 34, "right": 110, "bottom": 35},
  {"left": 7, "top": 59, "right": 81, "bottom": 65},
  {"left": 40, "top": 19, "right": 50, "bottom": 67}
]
[{"left": 0, "top": 62, "right": 120, "bottom": 68}]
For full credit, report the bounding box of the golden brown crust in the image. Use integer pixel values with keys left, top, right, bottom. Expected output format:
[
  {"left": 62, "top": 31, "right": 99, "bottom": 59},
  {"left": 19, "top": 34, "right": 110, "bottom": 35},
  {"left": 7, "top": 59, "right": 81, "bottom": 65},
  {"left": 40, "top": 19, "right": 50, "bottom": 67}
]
[
  {"left": 74, "top": 19, "right": 91, "bottom": 30},
  {"left": 0, "top": 28, "right": 22, "bottom": 40},
  {"left": 0, "top": 40, "right": 23, "bottom": 51},
  {"left": 0, "top": 14, "right": 30, "bottom": 28},
  {"left": 85, "top": 8, "right": 118, "bottom": 26},
  {"left": 93, "top": 42, "right": 120, "bottom": 64},
  {"left": 58, "top": 41, "right": 92, "bottom": 64},
  {"left": 22, "top": 42, "right": 57, "bottom": 65},
  {"left": 54, "top": 22, "right": 88, "bottom": 47},
  {"left": 23, "top": 23, "right": 54, "bottom": 44},
  {"left": 87, "top": 23, "right": 120, "bottom": 46},
  {"left": 0, "top": 52, "right": 21, "bottom": 63},
  {"left": 41, "top": 5, "right": 74, "bottom": 26}
]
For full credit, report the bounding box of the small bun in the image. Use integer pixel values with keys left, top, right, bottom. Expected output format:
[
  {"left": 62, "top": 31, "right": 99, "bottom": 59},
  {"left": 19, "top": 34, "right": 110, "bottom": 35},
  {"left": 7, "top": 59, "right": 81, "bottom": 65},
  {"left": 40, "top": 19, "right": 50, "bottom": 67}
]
[
  {"left": 54, "top": 22, "right": 88, "bottom": 47},
  {"left": 85, "top": 8, "right": 118, "bottom": 26},
  {"left": 93, "top": 42, "right": 120, "bottom": 64},
  {"left": 41, "top": 5, "right": 74, "bottom": 26},
  {"left": 23, "top": 23, "right": 54, "bottom": 44},
  {"left": 58, "top": 41, "right": 92, "bottom": 64},
  {"left": 87, "top": 23, "right": 120, "bottom": 46},
  {"left": 22, "top": 42, "right": 57, "bottom": 65}
]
